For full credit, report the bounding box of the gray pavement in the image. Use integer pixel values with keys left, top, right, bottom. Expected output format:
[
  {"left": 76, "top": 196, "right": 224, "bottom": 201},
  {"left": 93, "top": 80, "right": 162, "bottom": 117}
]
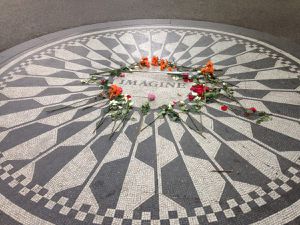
[{"left": 0, "top": 0, "right": 300, "bottom": 51}]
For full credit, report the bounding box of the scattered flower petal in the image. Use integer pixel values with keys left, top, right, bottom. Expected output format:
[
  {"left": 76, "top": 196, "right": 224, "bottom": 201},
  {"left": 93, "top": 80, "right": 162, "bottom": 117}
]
[{"left": 221, "top": 105, "right": 228, "bottom": 111}]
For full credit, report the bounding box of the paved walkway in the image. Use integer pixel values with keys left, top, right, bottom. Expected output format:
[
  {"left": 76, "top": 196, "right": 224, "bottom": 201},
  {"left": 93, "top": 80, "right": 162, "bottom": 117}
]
[
  {"left": 0, "top": 20, "right": 300, "bottom": 225},
  {"left": 0, "top": 1, "right": 300, "bottom": 51}
]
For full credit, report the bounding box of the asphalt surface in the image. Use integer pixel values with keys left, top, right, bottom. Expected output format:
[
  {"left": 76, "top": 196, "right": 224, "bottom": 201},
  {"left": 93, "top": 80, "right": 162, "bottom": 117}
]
[
  {"left": 0, "top": 18, "right": 300, "bottom": 225},
  {"left": 0, "top": 0, "right": 300, "bottom": 52}
]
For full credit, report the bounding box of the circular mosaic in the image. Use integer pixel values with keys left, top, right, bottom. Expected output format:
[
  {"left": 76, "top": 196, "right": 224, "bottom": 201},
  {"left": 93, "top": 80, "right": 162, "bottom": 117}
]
[{"left": 0, "top": 25, "right": 300, "bottom": 225}]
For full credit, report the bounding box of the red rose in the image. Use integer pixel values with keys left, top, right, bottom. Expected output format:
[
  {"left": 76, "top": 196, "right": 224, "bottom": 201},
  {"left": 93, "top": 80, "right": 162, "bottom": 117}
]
[
  {"left": 182, "top": 73, "right": 189, "bottom": 79},
  {"left": 188, "top": 93, "right": 195, "bottom": 101},
  {"left": 182, "top": 73, "right": 192, "bottom": 83},
  {"left": 126, "top": 95, "right": 132, "bottom": 100},
  {"left": 249, "top": 107, "right": 257, "bottom": 113},
  {"left": 221, "top": 105, "right": 228, "bottom": 111},
  {"left": 190, "top": 84, "right": 207, "bottom": 96},
  {"left": 183, "top": 78, "right": 193, "bottom": 83}
]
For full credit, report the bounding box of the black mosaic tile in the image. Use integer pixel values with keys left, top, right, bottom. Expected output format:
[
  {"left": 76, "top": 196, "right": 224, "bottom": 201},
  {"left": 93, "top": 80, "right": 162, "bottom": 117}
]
[
  {"left": 160, "top": 219, "right": 171, "bottom": 225},
  {"left": 179, "top": 217, "right": 190, "bottom": 225},
  {"left": 102, "top": 216, "right": 113, "bottom": 225},
  {"left": 168, "top": 211, "right": 178, "bottom": 219},
  {"left": 114, "top": 209, "right": 125, "bottom": 219},
  {"left": 79, "top": 204, "right": 91, "bottom": 213},
  {"left": 122, "top": 219, "right": 132, "bottom": 225}
]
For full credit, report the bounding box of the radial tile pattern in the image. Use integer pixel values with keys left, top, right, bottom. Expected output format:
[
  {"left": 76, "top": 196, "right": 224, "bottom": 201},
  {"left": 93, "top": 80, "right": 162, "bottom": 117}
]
[{"left": 0, "top": 24, "right": 300, "bottom": 225}]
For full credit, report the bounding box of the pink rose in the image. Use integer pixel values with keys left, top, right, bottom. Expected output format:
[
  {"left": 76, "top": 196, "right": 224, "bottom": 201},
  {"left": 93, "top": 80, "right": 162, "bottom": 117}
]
[{"left": 148, "top": 93, "right": 156, "bottom": 101}]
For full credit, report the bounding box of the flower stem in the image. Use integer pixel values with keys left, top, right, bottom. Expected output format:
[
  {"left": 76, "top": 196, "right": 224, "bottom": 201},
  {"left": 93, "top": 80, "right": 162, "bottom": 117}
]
[
  {"left": 109, "top": 113, "right": 130, "bottom": 140},
  {"left": 219, "top": 94, "right": 248, "bottom": 113},
  {"left": 46, "top": 95, "right": 99, "bottom": 112},
  {"left": 187, "top": 113, "right": 201, "bottom": 133},
  {"left": 93, "top": 114, "right": 107, "bottom": 133},
  {"left": 90, "top": 70, "right": 113, "bottom": 76},
  {"left": 82, "top": 99, "right": 108, "bottom": 110},
  {"left": 140, "top": 114, "right": 161, "bottom": 132},
  {"left": 181, "top": 120, "right": 206, "bottom": 139},
  {"left": 211, "top": 169, "right": 233, "bottom": 173}
]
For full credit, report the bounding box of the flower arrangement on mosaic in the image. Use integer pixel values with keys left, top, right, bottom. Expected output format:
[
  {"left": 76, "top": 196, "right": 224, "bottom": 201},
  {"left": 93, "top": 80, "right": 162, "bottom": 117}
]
[
  {"left": 47, "top": 56, "right": 271, "bottom": 138},
  {"left": 137, "top": 57, "right": 271, "bottom": 133}
]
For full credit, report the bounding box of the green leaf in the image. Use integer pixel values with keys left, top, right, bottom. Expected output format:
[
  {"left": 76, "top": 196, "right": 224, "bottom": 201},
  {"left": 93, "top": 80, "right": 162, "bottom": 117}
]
[
  {"left": 204, "top": 92, "right": 218, "bottom": 99},
  {"left": 141, "top": 102, "right": 150, "bottom": 115},
  {"left": 256, "top": 112, "right": 272, "bottom": 124}
]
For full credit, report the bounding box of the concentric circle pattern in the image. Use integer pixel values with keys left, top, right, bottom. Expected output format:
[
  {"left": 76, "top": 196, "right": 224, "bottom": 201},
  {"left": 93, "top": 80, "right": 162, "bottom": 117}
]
[{"left": 0, "top": 25, "right": 300, "bottom": 225}]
